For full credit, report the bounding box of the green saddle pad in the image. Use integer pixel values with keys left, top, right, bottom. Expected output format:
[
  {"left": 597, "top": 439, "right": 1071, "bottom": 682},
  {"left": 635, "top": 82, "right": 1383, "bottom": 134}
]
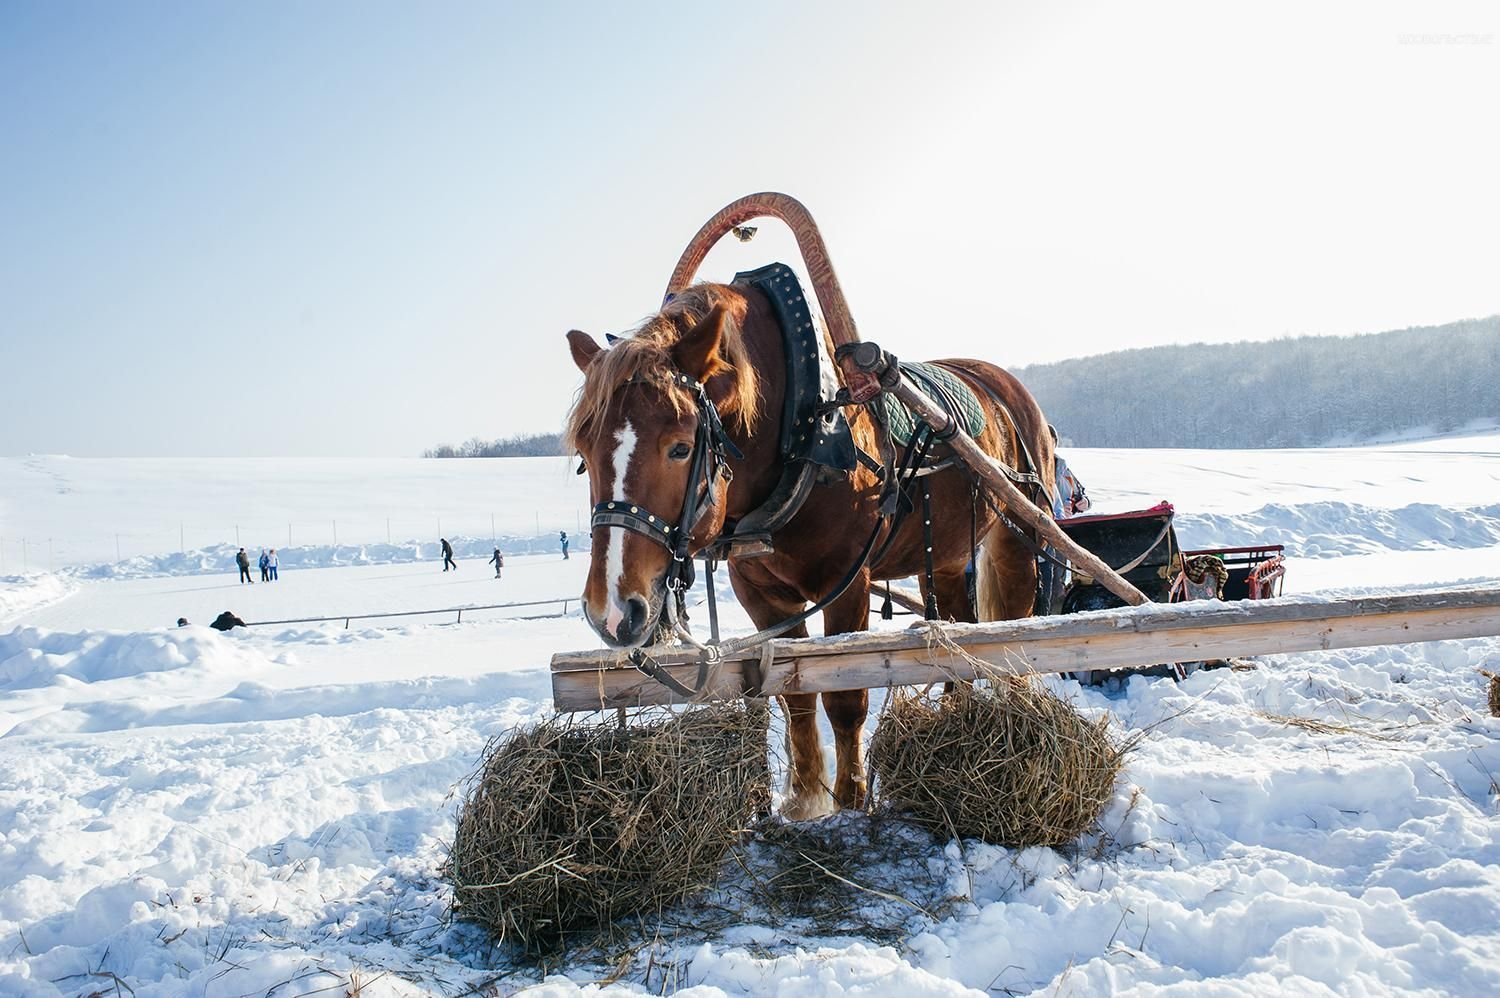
[{"left": 880, "top": 361, "right": 987, "bottom": 447}]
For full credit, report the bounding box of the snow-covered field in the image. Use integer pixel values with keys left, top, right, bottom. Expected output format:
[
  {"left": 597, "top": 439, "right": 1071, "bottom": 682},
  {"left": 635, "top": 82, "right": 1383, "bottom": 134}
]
[{"left": 2, "top": 436, "right": 1499, "bottom": 996}]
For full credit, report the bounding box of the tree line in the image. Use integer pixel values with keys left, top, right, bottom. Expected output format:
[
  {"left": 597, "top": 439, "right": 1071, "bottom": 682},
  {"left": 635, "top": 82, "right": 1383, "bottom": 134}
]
[
  {"left": 425, "top": 316, "right": 1499, "bottom": 455},
  {"left": 1017, "top": 315, "right": 1499, "bottom": 448},
  {"left": 422, "top": 432, "right": 565, "bottom": 459}
]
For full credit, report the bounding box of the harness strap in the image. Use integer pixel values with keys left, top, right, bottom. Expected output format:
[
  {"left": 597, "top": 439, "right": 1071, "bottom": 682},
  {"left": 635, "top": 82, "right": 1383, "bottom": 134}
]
[
  {"left": 591, "top": 505, "right": 678, "bottom": 544},
  {"left": 921, "top": 479, "right": 939, "bottom": 620}
]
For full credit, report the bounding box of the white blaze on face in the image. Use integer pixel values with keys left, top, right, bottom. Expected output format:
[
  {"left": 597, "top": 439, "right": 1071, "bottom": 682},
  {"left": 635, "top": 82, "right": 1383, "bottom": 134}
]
[{"left": 602, "top": 419, "right": 639, "bottom": 635}]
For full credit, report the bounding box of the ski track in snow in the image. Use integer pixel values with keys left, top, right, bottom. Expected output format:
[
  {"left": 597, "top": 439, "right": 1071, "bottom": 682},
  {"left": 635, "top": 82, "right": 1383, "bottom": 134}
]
[{"left": 1, "top": 438, "right": 1499, "bottom": 996}]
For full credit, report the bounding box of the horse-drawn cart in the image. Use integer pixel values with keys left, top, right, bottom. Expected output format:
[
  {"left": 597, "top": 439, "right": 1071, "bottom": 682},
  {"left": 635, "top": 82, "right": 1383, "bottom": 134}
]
[
  {"left": 1057, "top": 501, "right": 1284, "bottom": 614},
  {"left": 1053, "top": 501, "right": 1286, "bottom": 682}
]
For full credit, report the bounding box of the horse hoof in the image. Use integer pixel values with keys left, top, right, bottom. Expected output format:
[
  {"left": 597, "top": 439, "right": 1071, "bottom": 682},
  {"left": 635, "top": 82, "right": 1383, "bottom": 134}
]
[{"left": 779, "top": 791, "right": 835, "bottom": 822}]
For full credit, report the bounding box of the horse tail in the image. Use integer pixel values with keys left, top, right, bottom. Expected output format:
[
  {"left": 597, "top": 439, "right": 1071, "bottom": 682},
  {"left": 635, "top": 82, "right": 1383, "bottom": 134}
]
[
  {"left": 974, "top": 515, "right": 1043, "bottom": 623},
  {"left": 973, "top": 409, "right": 1056, "bottom": 624}
]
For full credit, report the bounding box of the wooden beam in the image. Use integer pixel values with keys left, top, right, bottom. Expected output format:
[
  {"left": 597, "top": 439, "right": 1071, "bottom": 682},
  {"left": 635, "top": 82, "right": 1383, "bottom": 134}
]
[
  {"left": 550, "top": 587, "right": 1500, "bottom": 711},
  {"left": 876, "top": 583, "right": 927, "bottom": 616}
]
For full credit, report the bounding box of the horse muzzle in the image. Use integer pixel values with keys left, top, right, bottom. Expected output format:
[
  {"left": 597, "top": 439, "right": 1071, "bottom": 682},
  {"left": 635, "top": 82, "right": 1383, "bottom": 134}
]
[{"left": 586, "top": 584, "right": 666, "bottom": 649}]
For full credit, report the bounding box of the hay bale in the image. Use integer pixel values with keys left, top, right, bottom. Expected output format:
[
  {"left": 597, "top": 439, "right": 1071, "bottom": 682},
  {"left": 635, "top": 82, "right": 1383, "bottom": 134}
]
[
  {"left": 1479, "top": 669, "right": 1500, "bottom": 716},
  {"left": 870, "top": 679, "right": 1126, "bottom": 848},
  {"left": 448, "top": 702, "right": 769, "bottom": 949}
]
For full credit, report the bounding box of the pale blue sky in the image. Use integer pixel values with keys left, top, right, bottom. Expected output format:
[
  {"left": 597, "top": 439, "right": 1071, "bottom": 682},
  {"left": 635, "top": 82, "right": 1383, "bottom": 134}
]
[{"left": 4, "top": 1, "right": 1497, "bottom": 457}]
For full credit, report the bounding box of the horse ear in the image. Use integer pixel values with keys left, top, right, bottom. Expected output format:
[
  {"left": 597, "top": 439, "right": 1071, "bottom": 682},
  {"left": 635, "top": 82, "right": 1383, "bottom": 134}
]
[
  {"left": 567, "top": 330, "right": 602, "bottom": 372},
  {"left": 673, "top": 304, "right": 729, "bottom": 382}
]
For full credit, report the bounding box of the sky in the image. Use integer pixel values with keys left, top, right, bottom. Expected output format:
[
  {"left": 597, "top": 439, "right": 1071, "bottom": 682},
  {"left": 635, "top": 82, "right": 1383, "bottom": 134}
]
[{"left": 2, "top": 0, "right": 1497, "bottom": 458}]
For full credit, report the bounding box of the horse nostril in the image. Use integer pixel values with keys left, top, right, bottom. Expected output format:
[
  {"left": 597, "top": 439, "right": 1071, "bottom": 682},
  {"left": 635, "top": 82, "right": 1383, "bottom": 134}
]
[{"left": 619, "top": 596, "right": 648, "bottom": 642}]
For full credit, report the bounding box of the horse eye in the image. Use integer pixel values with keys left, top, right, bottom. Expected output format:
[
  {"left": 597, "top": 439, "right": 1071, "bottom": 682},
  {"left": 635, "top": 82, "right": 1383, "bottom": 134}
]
[
  {"left": 668, "top": 443, "right": 692, "bottom": 460},
  {"left": 575, "top": 458, "right": 587, "bottom": 475}
]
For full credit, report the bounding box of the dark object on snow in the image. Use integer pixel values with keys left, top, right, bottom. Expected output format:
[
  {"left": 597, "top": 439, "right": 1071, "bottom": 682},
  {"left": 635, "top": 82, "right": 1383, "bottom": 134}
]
[
  {"left": 176, "top": 617, "right": 189, "bottom": 627},
  {"left": 210, "top": 611, "right": 247, "bottom": 631}
]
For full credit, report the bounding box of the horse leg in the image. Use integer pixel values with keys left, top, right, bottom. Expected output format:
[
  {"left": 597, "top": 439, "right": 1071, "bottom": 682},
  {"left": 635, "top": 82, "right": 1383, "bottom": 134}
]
[
  {"left": 921, "top": 564, "right": 981, "bottom": 624},
  {"left": 727, "top": 567, "right": 831, "bottom": 821},
  {"left": 779, "top": 691, "right": 830, "bottom": 820},
  {"left": 920, "top": 565, "right": 981, "bottom": 695},
  {"left": 820, "top": 576, "right": 872, "bottom": 810}
]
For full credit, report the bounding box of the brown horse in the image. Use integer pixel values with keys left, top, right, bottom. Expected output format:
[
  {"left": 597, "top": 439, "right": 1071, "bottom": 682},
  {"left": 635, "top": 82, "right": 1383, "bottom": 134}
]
[{"left": 564, "top": 282, "right": 1054, "bottom": 820}]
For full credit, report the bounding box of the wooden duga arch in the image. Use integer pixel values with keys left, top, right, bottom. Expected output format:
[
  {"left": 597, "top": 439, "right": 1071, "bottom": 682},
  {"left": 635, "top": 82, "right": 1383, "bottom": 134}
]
[{"left": 664, "top": 192, "right": 882, "bottom": 405}]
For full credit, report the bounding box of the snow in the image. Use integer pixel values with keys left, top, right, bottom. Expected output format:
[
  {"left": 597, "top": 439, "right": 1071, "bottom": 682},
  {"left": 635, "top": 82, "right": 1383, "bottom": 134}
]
[{"left": 1, "top": 435, "right": 1498, "bottom": 996}]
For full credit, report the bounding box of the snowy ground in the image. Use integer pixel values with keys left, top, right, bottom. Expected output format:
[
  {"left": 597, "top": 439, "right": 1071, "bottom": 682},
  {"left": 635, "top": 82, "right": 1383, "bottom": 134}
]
[{"left": 2, "top": 434, "right": 1499, "bottom": 996}]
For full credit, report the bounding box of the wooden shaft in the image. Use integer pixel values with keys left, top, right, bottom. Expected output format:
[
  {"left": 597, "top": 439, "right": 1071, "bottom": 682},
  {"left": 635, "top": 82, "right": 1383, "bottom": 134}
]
[
  {"left": 550, "top": 586, "right": 1500, "bottom": 710},
  {"left": 884, "top": 376, "right": 1150, "bottom": 607},
  {"left": 664, "top": 192, "right": 881, "bottom": 403}
]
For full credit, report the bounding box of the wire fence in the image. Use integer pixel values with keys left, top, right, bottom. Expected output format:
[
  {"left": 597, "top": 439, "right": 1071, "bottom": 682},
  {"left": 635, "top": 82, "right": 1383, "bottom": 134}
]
[{"left": 245, "top": 596, "right": 578, "bottom": 630}]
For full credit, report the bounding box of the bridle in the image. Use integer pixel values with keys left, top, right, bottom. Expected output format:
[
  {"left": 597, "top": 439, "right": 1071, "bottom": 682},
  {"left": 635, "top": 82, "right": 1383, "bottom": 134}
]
[{"left": 587, "top": 370, "right": 743, "bottom": 621}]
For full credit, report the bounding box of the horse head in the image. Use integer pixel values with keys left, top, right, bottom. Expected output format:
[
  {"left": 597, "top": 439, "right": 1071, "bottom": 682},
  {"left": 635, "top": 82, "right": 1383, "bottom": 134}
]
[{"left": 564, "top": 289, "right": 759, "bottom": 647}]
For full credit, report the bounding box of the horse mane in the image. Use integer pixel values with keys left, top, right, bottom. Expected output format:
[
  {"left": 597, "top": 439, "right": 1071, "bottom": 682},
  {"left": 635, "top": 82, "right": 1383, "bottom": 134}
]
[{"left": 564, "top": 284, "right": 760, "bottom": 451}]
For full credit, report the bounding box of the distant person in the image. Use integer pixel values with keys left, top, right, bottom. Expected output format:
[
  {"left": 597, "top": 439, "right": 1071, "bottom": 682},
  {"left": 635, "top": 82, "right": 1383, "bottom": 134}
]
[
  {"left": 1052, "top": 426, "right": 1090, "bottom": 518},
  {"left": 1038, "top": 425, "right": 1090, "bottom": 614},
  {"left": 560, "top": 531, "right": 569, "bottom": 560},
  {"left": 489, "top": 547, "right": 504, "bottom": 578},
  {"left": 236, "top": 547, "right": 254, "bottom": 584},
  {"left": 268, "top": 548, "right": 279, "bottom": 581},
  {"left": 441, "top": 537, "right": 457, "bottom": 572},
  {"left": 258, "top": 549, "right": 270, "bottom": 582}
]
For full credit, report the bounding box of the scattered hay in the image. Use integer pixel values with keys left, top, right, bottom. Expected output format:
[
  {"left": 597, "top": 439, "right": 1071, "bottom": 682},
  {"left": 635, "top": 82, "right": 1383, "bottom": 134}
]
[
  {"left": 447, "top": 701, "right": 769, "bottom": 951},
  {"left": 870, "top": 679, "right": 1128, "bottom": 848},
  {"left": 658, "top": 811, "right": 959, "bottom": 947},
  {"left": 1254, "top": 710, "right": 1399, "bottom": 741},
  {"left": 1479, "top": 669, "right": 1500, "bottom": 716}
]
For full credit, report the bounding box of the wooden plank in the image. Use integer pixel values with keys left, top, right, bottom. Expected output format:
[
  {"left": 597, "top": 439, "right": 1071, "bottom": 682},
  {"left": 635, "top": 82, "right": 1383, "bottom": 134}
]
[{"left": 550, "top": 587, "right": 1500, "bottom": 711}]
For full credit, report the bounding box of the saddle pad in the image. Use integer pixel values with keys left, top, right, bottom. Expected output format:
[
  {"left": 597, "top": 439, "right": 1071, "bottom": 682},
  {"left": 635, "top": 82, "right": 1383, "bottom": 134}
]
[{"left": 881, "top": 361, "right": 987, "bottom": 447}]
